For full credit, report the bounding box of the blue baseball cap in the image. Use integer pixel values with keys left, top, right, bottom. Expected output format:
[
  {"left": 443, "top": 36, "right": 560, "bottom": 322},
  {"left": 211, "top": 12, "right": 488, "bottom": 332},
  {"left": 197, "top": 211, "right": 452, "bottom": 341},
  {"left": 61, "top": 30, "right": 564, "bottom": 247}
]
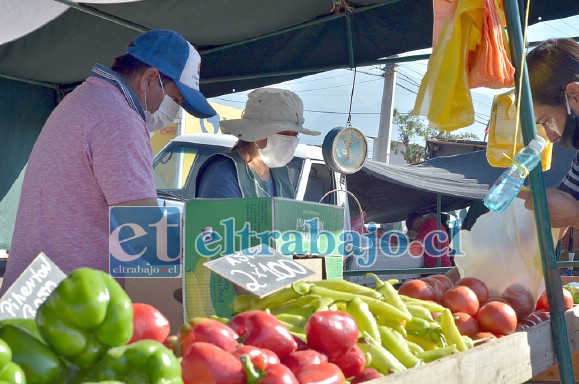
[{"left": 127, "top": 30, "right": 216, "bottom": 118}]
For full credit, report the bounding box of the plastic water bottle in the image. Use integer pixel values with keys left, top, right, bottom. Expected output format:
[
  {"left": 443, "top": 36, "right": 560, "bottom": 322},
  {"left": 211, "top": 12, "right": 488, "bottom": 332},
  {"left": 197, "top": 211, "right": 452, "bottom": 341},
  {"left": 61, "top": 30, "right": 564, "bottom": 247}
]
[{"left": 484, "top": 136, "right": 547, "bottom": 213}]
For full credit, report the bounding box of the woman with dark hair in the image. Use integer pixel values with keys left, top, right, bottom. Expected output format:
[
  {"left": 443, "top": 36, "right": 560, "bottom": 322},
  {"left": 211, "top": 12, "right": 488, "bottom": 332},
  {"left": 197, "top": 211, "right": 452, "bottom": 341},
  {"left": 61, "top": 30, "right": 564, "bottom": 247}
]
[{"left": 518, "top": 38, "right": 579, "bottom": 229}]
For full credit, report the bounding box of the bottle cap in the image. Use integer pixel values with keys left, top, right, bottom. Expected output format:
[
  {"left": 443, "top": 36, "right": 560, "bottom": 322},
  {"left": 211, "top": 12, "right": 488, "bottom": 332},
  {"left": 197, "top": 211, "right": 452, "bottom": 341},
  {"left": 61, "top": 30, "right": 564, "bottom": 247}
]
[{"left": 528, "top": 136, "right": 547, "bottom": 153}]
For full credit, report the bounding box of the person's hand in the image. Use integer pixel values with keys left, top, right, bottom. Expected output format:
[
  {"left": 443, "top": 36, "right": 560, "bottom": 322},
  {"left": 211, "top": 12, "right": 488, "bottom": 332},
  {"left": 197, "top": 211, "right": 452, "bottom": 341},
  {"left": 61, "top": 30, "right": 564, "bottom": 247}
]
[{"left": 518, "top": 188, "right": 579, "bottom": 228}]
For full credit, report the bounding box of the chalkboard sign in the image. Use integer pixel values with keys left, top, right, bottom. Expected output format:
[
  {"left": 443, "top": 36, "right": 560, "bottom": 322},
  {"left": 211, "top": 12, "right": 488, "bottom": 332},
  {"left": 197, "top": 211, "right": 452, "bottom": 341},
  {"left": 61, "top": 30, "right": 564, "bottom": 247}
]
[
  {"left": 204, "top": 246, "right": 315, "bottom": 298},
  {"left": 0, "top": 253, "right": 66, "bottom": 319}
]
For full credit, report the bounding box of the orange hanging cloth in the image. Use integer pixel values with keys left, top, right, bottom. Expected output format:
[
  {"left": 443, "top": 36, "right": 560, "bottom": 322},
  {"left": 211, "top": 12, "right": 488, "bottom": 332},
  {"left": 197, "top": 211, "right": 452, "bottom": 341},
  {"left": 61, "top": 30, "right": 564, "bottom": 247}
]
[
  {"left": 432, "top": 0, "right": 454, "bottom": 45},
  {"left": 468, "top": 0, "right": 515, "bottom": 88}
]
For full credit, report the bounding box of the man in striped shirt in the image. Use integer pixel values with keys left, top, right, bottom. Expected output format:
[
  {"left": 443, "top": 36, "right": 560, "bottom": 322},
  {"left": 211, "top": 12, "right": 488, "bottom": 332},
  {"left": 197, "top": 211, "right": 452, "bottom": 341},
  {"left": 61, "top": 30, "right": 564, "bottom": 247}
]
[{"left": 518, "top": 38, "right": 578, "bottom": 229}]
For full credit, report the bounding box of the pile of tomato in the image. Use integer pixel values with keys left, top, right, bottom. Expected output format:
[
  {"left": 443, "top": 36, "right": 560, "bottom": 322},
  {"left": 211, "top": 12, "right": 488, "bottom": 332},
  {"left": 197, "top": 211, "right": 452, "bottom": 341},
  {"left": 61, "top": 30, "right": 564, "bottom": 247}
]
[{"left": 397, "top": 274, "right": 572, "bottom": 338}]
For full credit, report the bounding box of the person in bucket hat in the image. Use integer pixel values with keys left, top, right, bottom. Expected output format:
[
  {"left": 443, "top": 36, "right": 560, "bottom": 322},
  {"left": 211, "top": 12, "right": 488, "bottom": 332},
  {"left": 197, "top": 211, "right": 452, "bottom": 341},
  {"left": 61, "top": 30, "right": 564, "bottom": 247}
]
[
  {"left": 196, "top": 88, "right": 320, "bottom": 198},
  {"left": 3, "top": 30, "right": 214, "bottom": 293}
]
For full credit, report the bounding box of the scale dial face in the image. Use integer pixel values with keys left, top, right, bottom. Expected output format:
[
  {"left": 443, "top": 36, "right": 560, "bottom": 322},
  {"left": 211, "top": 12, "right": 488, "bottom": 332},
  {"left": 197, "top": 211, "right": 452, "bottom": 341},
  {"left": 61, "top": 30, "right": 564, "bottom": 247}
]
[{"left": 322, "top": 127, "right": 368, "bottom": 174}]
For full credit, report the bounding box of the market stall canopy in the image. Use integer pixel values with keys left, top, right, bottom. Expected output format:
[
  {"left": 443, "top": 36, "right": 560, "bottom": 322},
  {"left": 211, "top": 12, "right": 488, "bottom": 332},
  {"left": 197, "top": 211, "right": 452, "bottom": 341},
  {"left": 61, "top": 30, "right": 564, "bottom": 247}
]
[
  {"left": 1, "top": 0, "right": 578, "bottom": 97},
  {"left": 347, "top": 145, "right": 578, "bottom": 223}
]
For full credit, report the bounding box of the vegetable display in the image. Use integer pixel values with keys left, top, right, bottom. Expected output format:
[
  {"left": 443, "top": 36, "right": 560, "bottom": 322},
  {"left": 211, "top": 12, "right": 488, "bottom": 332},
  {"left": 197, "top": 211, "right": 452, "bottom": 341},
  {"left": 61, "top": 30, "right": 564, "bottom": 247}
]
[{"left": 1, "top": 266, "right": 573, "bottom": 383}]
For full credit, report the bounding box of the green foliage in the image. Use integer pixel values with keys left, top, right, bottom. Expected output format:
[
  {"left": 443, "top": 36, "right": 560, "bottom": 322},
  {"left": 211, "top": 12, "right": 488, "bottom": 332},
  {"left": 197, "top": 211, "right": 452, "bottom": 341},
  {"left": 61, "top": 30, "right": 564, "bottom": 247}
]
[{"left": 392, "top": 109, "right": 480, "bottom": 164}]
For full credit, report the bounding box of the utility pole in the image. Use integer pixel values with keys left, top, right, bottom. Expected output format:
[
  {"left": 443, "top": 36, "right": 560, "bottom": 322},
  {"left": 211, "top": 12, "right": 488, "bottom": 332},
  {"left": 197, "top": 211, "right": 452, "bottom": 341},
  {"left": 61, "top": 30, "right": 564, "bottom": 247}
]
[{"left": 372, "top": 62, "right": 397, "bottom": 163}]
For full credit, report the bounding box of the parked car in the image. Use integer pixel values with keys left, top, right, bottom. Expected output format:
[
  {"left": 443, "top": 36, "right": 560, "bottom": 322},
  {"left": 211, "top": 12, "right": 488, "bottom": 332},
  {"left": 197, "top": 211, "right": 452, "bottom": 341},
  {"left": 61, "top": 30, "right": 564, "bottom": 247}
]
[{"left": 153, "top": 133, "right": 347, "bottom": 208}]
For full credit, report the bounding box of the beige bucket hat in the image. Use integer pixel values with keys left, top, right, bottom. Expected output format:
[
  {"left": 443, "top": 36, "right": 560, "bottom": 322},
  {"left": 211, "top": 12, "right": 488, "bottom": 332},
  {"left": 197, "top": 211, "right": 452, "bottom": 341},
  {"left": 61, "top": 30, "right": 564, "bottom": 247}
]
[{"left": 220, "top": 88, "right": 321, "bottom": 142}]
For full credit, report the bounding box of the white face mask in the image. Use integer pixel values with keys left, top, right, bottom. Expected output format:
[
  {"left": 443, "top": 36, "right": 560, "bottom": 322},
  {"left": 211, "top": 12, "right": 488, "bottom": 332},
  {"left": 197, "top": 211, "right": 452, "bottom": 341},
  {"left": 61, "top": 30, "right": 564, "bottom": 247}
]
[
  {"left": 257, "top": 134, "right": 299, "bottom": 168},
  {"left": 144, "top": 74, "right": 181, "bottom": 133}
]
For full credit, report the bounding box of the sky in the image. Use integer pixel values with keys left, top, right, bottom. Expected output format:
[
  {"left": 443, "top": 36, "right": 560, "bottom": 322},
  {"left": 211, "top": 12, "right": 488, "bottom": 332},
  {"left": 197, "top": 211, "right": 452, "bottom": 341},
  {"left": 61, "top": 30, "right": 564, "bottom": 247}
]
[{"left": 208, "top": 15, "right": 579, "bottom": 156}]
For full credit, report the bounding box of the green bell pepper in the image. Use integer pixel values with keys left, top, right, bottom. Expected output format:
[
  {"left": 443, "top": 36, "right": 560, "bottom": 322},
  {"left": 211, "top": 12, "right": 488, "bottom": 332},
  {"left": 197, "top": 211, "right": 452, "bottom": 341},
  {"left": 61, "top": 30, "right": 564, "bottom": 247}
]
[
  {"left": 87, "top": 340, "right": 183, "bottom": 384},
  {"left": 0, "top": 324, "right": 66, "bottom": 384},
  {"left": 0, "top": 338, "right": 26, "bottom": 384},
  {"left": 35, "top": 268, "right": 133, "bottom": 368}
]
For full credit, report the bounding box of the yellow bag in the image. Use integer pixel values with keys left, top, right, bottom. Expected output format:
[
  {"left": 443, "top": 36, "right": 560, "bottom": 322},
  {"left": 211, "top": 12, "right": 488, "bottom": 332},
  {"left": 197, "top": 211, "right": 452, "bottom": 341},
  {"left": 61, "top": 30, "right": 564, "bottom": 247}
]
[
  {"left": 486, "top": 89, "right": 553, "bottom": 171},
  {"left": 413, "top": 0, "right": 484, "bottom": 131}
]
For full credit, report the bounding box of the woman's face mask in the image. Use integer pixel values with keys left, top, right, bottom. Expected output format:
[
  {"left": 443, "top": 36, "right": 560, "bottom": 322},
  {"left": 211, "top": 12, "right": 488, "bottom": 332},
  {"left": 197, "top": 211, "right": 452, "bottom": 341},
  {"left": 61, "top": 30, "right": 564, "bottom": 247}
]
[
  {"left": 145, "top": 74, "right": 181, "bottom": 132},
  {"left": 559, "top": 92, "right": 579, "bottom": 149},
  {"left": 257, "top": 133, "right": 300, "bottom": 168}
]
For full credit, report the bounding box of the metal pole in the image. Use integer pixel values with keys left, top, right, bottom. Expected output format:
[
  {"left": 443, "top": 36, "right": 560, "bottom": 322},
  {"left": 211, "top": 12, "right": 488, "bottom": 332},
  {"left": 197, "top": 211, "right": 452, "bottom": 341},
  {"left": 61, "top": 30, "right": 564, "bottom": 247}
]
[{"left": 503, "top": 1, "right": 575, "bottom": 382}]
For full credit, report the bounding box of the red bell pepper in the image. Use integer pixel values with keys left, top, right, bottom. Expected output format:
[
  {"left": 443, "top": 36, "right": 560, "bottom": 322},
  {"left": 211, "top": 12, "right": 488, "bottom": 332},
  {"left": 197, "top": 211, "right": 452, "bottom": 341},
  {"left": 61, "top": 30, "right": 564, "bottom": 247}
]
[
  {"left": 281, "top": 349, "right": 328, "bottom": 377},
  {"left": 181, "top": 341, "right": 246, "bottom": 384},
  {"left": 180, "top": 317, "right": 239, "bottom": 355},
  {"left": 329, "top": 344, "right": 366, "bottom": 378},
  {"left": 129, "top": 303, "right": 171, "bottom": 344},
  {"left": 229, "top": 310, "right": 297, "bottom": 360},
  {"left": 351, "top": 368, "right": 384, "bottom": 383},
  {"left": 295, "top": 362, "right": 346, "bottom": 384},
  {"left": 305, "top": 311, "right": 359, "bottom": 359},
  {"left": 231, "top": 345, "right": 280, "bottom": 371}
]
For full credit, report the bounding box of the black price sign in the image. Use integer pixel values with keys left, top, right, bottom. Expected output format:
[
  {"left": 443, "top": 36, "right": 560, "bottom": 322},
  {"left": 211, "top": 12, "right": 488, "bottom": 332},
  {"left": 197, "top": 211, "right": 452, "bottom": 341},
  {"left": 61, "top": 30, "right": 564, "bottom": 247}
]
[
  {"left": 0, "top": 253, "right": 66, "bottom": 319},
  {"left": 204, "top": 246, "right": 315, "bottom": 298}
]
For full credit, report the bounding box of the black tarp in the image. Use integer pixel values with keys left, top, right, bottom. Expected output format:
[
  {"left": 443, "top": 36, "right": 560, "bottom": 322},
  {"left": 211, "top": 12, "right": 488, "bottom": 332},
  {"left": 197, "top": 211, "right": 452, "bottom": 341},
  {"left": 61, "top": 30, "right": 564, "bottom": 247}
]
[{"left": 347, "top": 145, "right": 578, "bottom": 223}]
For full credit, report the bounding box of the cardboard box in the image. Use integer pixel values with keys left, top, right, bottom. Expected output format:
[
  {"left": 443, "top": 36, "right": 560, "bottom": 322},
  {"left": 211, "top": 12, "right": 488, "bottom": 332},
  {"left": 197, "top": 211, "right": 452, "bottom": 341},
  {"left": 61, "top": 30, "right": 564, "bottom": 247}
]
[{"left": 183, "top": 197, "right": 345, "bottom": 319}]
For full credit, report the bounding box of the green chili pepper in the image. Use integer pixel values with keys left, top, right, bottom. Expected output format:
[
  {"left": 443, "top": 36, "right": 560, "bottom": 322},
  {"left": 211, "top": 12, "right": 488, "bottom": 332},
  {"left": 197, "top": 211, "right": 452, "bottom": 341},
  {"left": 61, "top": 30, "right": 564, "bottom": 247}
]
[
  {"left": 364, "top": 273, "right": 410, "bottom": 316},
  {"left": 35, "top": 268, "right": 133, "bottom": 368},
  {"left": 440, "top": 309, "right": 467, "bottom": 352},
  {"left": 379, "top": 318, "right": 407, "bottom": 338},
  {"left": 269, "top": 295, "right": 321, "bottom": 316},
  {"left": 0, "top": 324, "right": 67, "bottom": 384},
  {"left": 86, "top": 340, "right": 182, "bottom": 384},
  {"left": 0, "top": 338, "right": 26, "bottom": 384},
  {"left": 248, "top": 287, "right": 300, "bottom": 311},
  {"left": 405, "top": 304, "right": 434, "bottom": 321},
  {"left": 311, "top": 280, "right": 384, "bottom": 299},
  {"left": 404, "top": 317, "right": 431, "bottom": 335},
  {"left": 358, "top": 335, "right": 406, "bottom": 375},
  {"left": 400, "top": 296, "right": 446, "bottom": 313},
  {"left": 415, "top": 345, "right": 457, "bottom": 363},
  {"left": 346, "top": 297, "right": 381, "bottom": 343},
  {"left": 405, "top": 333, "right": 438, "bottom": 351},
  {"left": 378, "top": 326, "right": 421, "bottom": 369},
  {"left": 427, "top": 329, "right": 447, "bottom": 348},
  {"left": 293, "top": 282, "right": 411, "bottom": 322}
]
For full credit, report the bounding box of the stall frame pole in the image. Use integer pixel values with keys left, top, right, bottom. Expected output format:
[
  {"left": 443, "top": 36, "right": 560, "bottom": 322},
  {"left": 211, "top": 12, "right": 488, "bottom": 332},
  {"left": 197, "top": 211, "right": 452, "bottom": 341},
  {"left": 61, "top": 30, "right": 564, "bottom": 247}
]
[{"left": 503, "top": 1, "right": 575, "bottom": 382}]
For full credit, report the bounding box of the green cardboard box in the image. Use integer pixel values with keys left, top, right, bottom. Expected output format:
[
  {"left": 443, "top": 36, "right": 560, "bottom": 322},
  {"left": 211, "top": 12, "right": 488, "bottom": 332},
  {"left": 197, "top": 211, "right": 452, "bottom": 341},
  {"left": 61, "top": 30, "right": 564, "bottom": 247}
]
[{"left": 183, "top": 197, "right": 345, "bottom": 319}]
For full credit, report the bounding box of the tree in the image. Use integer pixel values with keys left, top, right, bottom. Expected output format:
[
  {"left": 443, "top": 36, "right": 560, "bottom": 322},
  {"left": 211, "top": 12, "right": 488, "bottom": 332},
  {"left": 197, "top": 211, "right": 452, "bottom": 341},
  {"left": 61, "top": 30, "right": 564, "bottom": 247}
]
[{"left": 391, "top": 109, "right": 480, "bottom": 164}]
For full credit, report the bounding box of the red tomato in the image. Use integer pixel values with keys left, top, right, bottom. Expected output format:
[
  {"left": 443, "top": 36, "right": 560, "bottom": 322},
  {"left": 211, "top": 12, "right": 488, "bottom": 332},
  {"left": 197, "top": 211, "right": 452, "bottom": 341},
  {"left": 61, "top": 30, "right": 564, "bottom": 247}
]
[
  {"left": 534, "top": 310, "right": 551, "bottom": 322},
  {"left": 441, "top": 286, "right": 479, "bottom": 316},
  {"left": 129, "top": 303, "right": 170, "bottom": 344},
  {"left": 471, "top": 332, "right": 497, "bottom": 345},
  {"left": 421, "top": 277, "right": 446, "bottom": 303},
  {"left": 476, "top": 301, "right": 518, "bottom": 336},
  {"left": 502, "top": 284, "right": 535, "bottom": 320},
  {"left": 305, "top": 311, "right": 358, "bottom": 360},
  {"left": 453, "top": 312, "right": 480, "bottom": 337},
  {"left": 429, "top": 274, "right": 454, "bottom": 291},
  {"left": 536, "top": 289, "right": 574, "bottom": 312},
  {"left": 455, "top": 277, "right": 489, "bottom": 305},
  {"left": 398, "top": 279, "right": 436, "bottom": 301}
]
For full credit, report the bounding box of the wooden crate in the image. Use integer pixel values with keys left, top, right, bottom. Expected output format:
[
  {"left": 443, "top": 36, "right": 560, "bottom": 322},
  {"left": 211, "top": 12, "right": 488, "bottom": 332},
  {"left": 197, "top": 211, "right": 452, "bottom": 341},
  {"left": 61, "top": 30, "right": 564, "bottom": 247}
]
[{"left": 365, "top": 306, "right": 579, "bottom": 384}]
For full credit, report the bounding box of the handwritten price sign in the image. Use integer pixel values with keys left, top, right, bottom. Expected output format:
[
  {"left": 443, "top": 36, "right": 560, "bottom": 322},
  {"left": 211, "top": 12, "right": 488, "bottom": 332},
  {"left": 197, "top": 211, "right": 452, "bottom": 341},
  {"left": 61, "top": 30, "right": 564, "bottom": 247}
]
[
  {"left": 0, "top": 253, "right": 66, "bottom": 319},
  {"left": 204, "top": 246, "right": 316, "bottom": 298}
]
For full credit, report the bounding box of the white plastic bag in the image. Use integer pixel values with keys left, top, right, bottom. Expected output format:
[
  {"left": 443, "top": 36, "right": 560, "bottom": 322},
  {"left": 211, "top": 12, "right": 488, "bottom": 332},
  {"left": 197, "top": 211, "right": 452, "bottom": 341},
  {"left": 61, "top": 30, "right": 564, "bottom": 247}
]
[{"left": 454, "top": 199, "right": 558, "bottom": 303}]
